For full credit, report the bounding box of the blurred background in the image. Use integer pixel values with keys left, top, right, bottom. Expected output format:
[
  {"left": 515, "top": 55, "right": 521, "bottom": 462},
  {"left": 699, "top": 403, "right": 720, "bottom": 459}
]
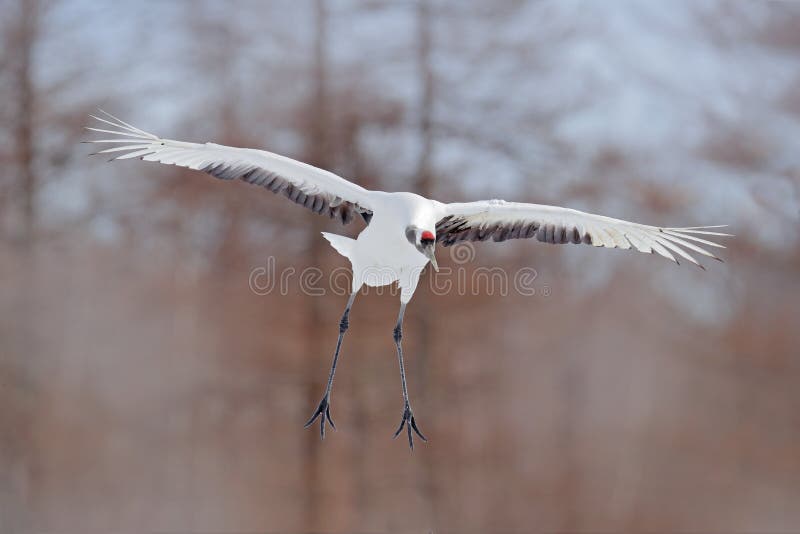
[{"left": 1, "top": 0, "right": 799, "bottom": 532}]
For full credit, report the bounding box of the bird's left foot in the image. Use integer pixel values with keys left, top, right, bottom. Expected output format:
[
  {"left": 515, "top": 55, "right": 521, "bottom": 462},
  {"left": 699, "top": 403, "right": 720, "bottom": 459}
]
[
  {"left": 305, "top": 394, "right": 335, "bottom": 439},
  {"left": 393, "top": 402, "right": 427, "bottom": 450}
]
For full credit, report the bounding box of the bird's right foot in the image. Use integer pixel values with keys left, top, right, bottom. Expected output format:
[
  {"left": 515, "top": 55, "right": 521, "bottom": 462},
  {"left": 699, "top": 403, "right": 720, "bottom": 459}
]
[
  {"left": 393, "top": 402, "right": 427, "bottom": 450},
  {"left": 304, "top": 394, "right": 335, "bottom": 439}
]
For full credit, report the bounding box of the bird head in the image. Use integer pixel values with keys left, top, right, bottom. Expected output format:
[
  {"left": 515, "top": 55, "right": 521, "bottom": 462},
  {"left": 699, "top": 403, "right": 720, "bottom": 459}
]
[{"left": 405, "top": 226, "right": 439, "bottom": 272}]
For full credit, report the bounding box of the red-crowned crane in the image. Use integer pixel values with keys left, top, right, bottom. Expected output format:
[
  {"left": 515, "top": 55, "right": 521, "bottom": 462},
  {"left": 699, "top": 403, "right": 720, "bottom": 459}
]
[{"left": 87, "top": 111, "right": 730, "bottom": 449}]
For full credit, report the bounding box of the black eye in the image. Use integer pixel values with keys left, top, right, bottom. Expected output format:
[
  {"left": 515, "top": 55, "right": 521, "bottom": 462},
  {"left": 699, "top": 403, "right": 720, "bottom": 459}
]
[{"left": 420, "top": 237, "right": 434, "bottom": 245}]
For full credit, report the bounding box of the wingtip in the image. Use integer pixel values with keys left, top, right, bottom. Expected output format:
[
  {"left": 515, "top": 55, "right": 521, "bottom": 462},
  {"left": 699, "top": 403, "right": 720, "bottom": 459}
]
[{"left": 97, "top": 109, "right": 122, "bottom": 124}]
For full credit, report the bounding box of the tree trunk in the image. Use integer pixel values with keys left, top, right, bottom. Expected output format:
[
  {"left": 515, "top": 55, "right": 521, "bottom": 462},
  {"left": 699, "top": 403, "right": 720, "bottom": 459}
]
[
  {"left": 413, "top": 0, "right": 440, "bottom": 529},
  {"left": 2, "top": 1, "right": 40, "bottom": 531},
  {"left": 304, "top": 0, "right": 330, "bottom": 530},
  {"left": 15, "top": 0, "right": 37, "bottom": 248}
]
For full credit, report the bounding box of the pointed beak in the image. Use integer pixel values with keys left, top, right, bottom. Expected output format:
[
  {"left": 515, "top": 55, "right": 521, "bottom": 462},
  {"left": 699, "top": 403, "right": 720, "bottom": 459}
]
[{"left": 423, "top": 244, "right": 439, "bottom": 272}]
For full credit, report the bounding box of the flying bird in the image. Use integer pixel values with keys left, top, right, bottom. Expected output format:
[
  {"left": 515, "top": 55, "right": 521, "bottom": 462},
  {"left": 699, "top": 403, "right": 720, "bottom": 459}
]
[{"left": 86, "top": 111, "right": 730, "bottom": 449}]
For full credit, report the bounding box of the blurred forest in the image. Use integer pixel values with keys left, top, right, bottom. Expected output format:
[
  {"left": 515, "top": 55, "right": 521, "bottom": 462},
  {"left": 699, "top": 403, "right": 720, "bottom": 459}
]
[{"left": 1, "top": 0, "right": 799, "bottom": 532}]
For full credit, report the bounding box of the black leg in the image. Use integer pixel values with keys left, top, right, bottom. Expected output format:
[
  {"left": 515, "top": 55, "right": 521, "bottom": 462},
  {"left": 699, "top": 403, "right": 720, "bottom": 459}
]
[
  {"left": 305, "top": 292, "right": 356, "bottom": 439},
  {"left": 392, "top": 302, "right": 427, "bottom": 450}
]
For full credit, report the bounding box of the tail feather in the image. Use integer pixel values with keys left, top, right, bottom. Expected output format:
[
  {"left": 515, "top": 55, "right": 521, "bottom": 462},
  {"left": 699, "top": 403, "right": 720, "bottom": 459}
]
[{"left": 321, "top": 232, "right": 355, "bottom": 261}]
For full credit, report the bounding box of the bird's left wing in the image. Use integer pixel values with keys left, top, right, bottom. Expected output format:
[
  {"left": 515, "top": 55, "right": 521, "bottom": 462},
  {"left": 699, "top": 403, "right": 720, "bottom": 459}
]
[
  {"left": 86, "top": 111, "right": 373, "bottom": 225},
  {"left": 436, "top": 199, "right": 730, "bottom": 268}
]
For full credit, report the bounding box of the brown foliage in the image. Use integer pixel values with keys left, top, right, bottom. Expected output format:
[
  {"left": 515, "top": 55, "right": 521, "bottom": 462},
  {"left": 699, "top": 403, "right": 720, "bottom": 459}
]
[{"left": 1, "top": 1, "right": 799, "bottom": 532}]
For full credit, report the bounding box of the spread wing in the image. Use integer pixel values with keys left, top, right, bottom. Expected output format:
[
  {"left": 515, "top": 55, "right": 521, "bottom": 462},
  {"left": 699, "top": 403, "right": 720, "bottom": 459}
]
[
  {"left": 436, "top": 199, "right": 731, "bottom": 268},
  {"left": 85, "top": 111, "right": 373, "bottom": 225}
]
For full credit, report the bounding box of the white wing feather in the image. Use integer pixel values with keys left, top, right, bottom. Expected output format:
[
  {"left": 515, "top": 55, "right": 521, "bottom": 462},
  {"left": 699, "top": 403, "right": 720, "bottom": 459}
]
[
  {"left": 437, "top": 200, "right": 730, "bottom": 268},
  {"left": 85, "top": 111, "right": 373, "bottom": 223}
]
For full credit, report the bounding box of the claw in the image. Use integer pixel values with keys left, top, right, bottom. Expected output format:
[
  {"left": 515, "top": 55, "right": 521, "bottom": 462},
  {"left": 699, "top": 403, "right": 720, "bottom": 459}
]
[
  {"left": 393, "top": 415, "right": 407, "bottom": 438},
  {"left": 410, "top": 415, "right": 427, "bottom": 442},
  {"left": 325, "top": 403, "right": 335, "bottom": 429},
  {"left": 393, "top": 404, "right": 427, "bottom": 450},
  {"left": 305, "top": 395, "right": 334, "bottom": 439}
]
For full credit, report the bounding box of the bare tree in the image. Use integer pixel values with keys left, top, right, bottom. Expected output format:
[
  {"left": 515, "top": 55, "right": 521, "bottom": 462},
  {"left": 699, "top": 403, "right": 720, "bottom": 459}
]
[
  {"left": 303, "top": 1, "right": 331, "bottom": 529},
  {"left": 0, "top": 1, "right": 41, "bottom": 531},
  {"left": 411, "top": 0, "right": 441, "bottom": 528},
  {"left": 2, "top": 0, "right": 39, "bottom": 246}
]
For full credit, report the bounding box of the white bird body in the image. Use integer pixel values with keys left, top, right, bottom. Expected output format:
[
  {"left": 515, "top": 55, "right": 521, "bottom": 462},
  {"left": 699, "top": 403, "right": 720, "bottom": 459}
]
[
  {"left": 328, "top": 191, "right": 442, "bottom": 301},
  {"left": 86, "top": 111, "right": 731, "bottom": 448}
]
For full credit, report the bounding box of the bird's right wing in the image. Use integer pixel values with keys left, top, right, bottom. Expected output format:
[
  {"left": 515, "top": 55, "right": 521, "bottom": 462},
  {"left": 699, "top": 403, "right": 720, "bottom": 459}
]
[
  {"left": 85, "top": 111, "right": 374, "bottom": 225},
  {"left": 436, "top": 199, "right": 731, "bottom": 268}
]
